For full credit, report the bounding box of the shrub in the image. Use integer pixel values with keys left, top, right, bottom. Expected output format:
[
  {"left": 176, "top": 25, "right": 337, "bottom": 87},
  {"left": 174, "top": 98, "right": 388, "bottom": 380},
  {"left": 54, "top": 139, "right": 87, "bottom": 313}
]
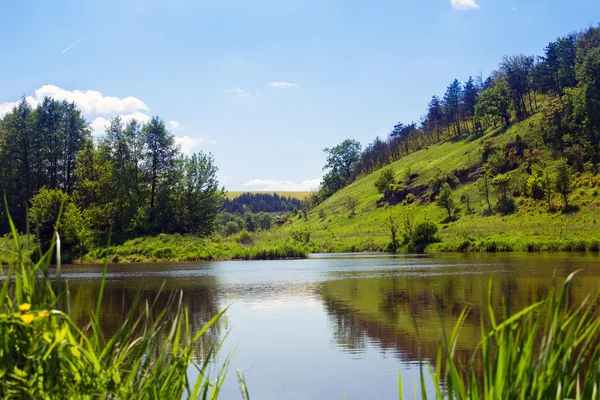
[
  {"left": 375, "top": 168, "right": 395, "bottom": 194},
  {"left": 435, "top": 183, "right": 455, "bottom": 219},
  {"left": 223, "top": 221, "right": 240, "bottom": 236},
  {"left": 291, "top": 226, "right": 311, "bottom": 245},
  {"left": 29, "top": 188, "right": 88, "bottom": 254}
]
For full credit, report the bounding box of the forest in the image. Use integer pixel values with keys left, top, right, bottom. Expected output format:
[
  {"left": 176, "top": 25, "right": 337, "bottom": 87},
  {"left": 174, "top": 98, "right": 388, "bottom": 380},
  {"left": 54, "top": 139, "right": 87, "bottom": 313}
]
[{"left": 0, "top": 102, "right": 223, "bottom": 255}]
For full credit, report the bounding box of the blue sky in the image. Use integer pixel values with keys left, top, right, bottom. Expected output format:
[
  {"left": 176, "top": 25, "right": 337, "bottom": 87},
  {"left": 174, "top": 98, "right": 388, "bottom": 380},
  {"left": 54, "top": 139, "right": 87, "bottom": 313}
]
[{"left": 1, "top": 0, "right": 598, "bottom": 190}]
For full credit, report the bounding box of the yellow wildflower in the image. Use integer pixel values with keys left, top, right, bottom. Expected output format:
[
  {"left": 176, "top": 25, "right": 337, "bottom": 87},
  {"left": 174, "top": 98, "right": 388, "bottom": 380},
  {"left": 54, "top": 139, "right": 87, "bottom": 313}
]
[
  {"left": 20, "top": 313, "right": 34, "bottom": 324},
  {"left": 18, "top": 303, "right": 31, "bottom": 312},
  {"left": 38, "top": 311, "right": 50, "bottom": 319}
]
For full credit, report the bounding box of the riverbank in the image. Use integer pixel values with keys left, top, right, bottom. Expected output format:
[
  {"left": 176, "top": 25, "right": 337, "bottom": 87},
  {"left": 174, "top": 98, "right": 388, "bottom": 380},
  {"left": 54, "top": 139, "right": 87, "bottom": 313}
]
[{"left": 6, "top": 231, "right": 600, "bottom": 265}]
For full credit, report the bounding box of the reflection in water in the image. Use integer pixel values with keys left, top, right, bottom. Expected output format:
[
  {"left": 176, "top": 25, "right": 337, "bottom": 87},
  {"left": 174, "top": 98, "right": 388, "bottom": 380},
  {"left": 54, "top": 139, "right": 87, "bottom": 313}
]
[
  {"left": 58, "top": 253, "right": 600, "bottom": 399},
  {"left": 66, "top": 263, "right": 224, "bottom": 360}
]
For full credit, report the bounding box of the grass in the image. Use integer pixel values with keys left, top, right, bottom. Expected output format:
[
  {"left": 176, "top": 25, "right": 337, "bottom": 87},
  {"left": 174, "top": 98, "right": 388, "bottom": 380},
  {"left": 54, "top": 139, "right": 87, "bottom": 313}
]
[
  {"left": 79, "top": 233, "right": 307, "bottom": 263},
  {"left": 407, "top": 273, "right": 600, "bottom": 399},
  {"left": 0, "top": 212, "right": 243, "bottom": 398}
]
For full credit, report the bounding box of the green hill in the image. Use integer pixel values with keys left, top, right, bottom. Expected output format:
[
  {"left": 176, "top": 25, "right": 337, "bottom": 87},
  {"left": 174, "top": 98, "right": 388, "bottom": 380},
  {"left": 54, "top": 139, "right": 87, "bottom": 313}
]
[{"left": 256, "top": 113, "right": 600, "bottom": 253}]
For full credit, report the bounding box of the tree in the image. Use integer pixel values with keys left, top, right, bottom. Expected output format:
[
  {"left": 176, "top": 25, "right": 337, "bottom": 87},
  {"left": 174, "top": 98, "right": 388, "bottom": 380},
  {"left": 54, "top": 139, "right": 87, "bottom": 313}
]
[
  {"left": 142, "top": 116, "right": 178, "bottom": 229},
  {"left": 382, "top": 208, "right": 401, "bottom": 253},
  {"left": 374, "top": 168, "right": 395, "bottom": 194},
  {"left": 170, "top": 152, "right": 225, "bottom": 235},
  {"left": 319, "top": 139, "right": 361, "bottom": 199},
  {"left": 477, "top": 173, "right": 493, "bottom": 214},
  {"left": 29, "top": 188, "right": 87, "bottom": 252},
  {"left": 553, "top": 158, "right": 572, "bottom": 208},
  {"left": 345, "top": 196, "right": 359, "bottom": 216},
  {"left": 539, "top": 34, "right": 577, "bottom": 95},
  {"left": 72, "top": 142, "right": 115, "bottom": 231},
  {"left": 443, "top": 79, "right": 463, "bottom": 135},
  {"left": 462, "top": 76, "right": 480, "bottom": 125},
  {"left": 435, "top": 182, "right": 455, "bottom": 219},
  {"left": 492, "top": 173, "right": 515, "bottom": 214},
  {"left": 500, "top": 54, "right": 534, "bottom": 120},
  {"left": 425, "top": 96, "right": 445, "bottom": 140},
  {"left": 475, "top": 80, "right": 512, "bottom": 126}
]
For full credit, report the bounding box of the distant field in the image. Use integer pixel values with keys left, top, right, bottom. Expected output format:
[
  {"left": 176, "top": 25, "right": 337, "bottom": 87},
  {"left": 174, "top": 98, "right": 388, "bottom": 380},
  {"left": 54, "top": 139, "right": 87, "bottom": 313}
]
[{"left": 225, "top": 191, "right": 312, "bottom": 200}]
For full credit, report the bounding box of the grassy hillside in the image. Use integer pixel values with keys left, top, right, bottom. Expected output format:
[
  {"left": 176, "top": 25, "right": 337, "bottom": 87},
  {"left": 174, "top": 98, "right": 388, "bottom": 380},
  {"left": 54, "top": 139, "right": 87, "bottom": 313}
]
[{"left": 256, "top": 115, "right": 600, "bottom": 253}]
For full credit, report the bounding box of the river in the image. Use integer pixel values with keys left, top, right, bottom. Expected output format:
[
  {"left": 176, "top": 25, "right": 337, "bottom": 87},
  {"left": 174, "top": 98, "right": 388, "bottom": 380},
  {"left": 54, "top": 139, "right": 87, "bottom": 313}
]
[{"left": 61, "top": 252, "right": 600, "bottom": 399}]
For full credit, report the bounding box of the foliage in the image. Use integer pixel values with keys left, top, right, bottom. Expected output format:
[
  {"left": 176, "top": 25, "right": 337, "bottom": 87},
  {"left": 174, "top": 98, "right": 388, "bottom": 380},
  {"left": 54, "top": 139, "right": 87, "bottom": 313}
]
[
  {"left": 404, "top": 274, "right": 600, "bottom": 399},
  {"left": 374, "top": 168, "right": 395, "bottom": 195},
  {"left": 29, "top": 188, "right": 87, "bottom": 254},
  {"left": 223, "top": 192, "right": 300, "bottom": 214},
  {"left": 381, "top": 208, "right": 401, "bottom": 253},
  {"left": 0, "top": 97, "right": 90, "bottom": 232},
  {"left": 344, "top": 196, "right": 359, "bottom": 216},
  {"left": 290, "top": 226, "right": 311, "bottom": 245},
  {"left": 435, "top": 183, "right": 455, "bottom": 219},
  {"left": 318, "top": 139, "right": 361, "bottom": 200},
  {"left": 553, "top": 158, "right": 573, "bottom": 207},
  {"left": 0, "top": 106, "right": 225, "bottom": 241}
]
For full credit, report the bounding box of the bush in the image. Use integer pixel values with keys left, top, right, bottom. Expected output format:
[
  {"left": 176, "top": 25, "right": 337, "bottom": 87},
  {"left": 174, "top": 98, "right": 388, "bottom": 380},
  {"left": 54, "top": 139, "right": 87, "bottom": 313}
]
[
  {"left": 29, "top": 188, "right": 87, "bottom": 253},
  {"left": 375, "top": 168, "right": 395, "bottom": 194},
  {"left": 291, "top": 226, "right": 311, "bottom": 245}
]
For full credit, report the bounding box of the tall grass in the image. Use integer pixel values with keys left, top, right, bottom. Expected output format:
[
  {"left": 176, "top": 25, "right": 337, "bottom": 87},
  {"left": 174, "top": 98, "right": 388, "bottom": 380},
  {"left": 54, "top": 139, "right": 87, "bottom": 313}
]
[
  {"left": 404, "top": 273, "right": 600, "bottom": 399},
  {"left": 0, "top": 211, "right": 241, "bottom": 399}
]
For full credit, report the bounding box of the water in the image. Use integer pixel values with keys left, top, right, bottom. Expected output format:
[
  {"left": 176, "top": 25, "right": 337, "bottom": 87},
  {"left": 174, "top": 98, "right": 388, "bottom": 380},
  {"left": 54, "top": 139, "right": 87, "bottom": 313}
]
[{"left": 61, "top": 252, "right": 600, "bottom": 399}]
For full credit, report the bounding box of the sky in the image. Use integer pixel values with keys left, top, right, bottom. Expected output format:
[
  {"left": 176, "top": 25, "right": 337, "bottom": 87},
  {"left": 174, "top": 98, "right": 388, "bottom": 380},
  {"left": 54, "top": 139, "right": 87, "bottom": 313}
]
[{"left": 1, "top": 0, "right": 598, "bottom": 191}]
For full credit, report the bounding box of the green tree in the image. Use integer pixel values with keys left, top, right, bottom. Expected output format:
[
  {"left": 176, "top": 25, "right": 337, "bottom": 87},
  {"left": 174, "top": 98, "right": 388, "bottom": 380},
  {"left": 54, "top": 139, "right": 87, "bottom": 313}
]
[
  {"left": 345, "top": 196, "right": 359, "bottom": 216},
  {"left": 443, "top": 79, "right": 463, "bottom": 135},
  {"left": 477, "top": 173, "right": 493, "bottom": 214},
  {"left": 475, "top": 80, "right": 512, "bottom": 126},
  {"left": 553, "top": 158, "right": 572, "bottom": 208},
  {"left": 500, "top": 54, "right": 534, "bottom": 120},
  {"left": 382, "top": 208, "right": 401, "bottom": 253},
  {"left": 29, "top": 188, "right": 87, "bottom": 252},
  {"left": 374, "top": 168, "right": 395, "bottom": 194},
  {"left": 142, "top": 116, "right": 178, "bottom": 229},
  {"left": 436, "top": 182, "right": 455, "bottom": 219},
  {"left": 72, "top": 142, "right": 115, "bottom": 231},
  {"left": 319, "top": 139, "right": 361, "bottom": 199}
]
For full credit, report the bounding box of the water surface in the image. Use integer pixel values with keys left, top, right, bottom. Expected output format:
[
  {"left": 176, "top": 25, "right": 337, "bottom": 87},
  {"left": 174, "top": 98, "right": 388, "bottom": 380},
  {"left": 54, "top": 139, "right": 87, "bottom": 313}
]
[{"left": 62, "top": 252, "right": 600, "bottom": 399}]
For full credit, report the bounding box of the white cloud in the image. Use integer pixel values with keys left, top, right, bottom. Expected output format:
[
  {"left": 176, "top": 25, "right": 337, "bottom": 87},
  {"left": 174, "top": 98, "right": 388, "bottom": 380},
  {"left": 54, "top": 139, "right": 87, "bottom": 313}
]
[
  {"left": 268, "top": 81, "right": 300, "bottom": 88},
  {"left": 208, "top": 139, "right": 218, "bottom": 145},
  {"left": 168, "top": 120, "right": 185, "bottom": 131},
  {"left": 175, "top": 136, "right": 203, "bottom": 156},
  {"left": 451, "top": 0, "right": 479, "bottom": 10},
  {"left": 33, "top": 85, "right": 149, "bottom": 115},
  {"left": 90, "top": 117, "right": 109, "bottom": 136},
  {"left": 225, "top": 88, "right": 251, "bottom": 97},
  {"left": 243, "top": 179, "right": 320, "bottom": 191}
]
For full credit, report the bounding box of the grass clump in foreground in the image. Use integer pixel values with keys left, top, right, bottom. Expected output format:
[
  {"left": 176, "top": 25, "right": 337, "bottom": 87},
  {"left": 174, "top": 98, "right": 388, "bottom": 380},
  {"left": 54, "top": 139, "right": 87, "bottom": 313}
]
[
  {"left": 404, "top": 273, "right": 600, "bottom": 399},
  {"left": 0, "top": 214, "right": 247, "bottom": 399}
]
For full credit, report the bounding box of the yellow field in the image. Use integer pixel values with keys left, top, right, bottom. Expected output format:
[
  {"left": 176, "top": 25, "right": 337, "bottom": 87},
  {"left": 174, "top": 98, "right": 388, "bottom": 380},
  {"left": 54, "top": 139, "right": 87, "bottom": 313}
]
[{"left": 225, "top": 191, "right": 312, "bottom": 200}]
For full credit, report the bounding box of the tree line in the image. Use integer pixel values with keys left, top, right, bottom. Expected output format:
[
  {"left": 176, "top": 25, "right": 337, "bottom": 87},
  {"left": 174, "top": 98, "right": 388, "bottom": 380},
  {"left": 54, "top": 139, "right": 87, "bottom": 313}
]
[
  {"left": 0, "top": 98, "right": 224, "bottom": 251},
  {"left": 222, "top": 193, "right": 301, "bottom": 214},
  {"left": 317, "top": 25, "right": 600, "bottom": 201}
]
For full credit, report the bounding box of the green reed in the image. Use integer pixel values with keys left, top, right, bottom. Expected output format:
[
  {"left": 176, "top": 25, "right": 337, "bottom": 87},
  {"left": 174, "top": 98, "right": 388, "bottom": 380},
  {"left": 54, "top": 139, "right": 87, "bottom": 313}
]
[
  {"left": 403, "top": 272, "right": 600, "bottom": 399},
  {"left": 0, "top": 209, "right": 241, "bottom": 399}
]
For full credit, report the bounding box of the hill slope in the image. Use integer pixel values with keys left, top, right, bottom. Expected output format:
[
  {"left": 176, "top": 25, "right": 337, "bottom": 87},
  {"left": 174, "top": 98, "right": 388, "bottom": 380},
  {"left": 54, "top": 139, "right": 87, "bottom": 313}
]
[{"left": 257, "top": 114, "right": 600, "bottom": 253}]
